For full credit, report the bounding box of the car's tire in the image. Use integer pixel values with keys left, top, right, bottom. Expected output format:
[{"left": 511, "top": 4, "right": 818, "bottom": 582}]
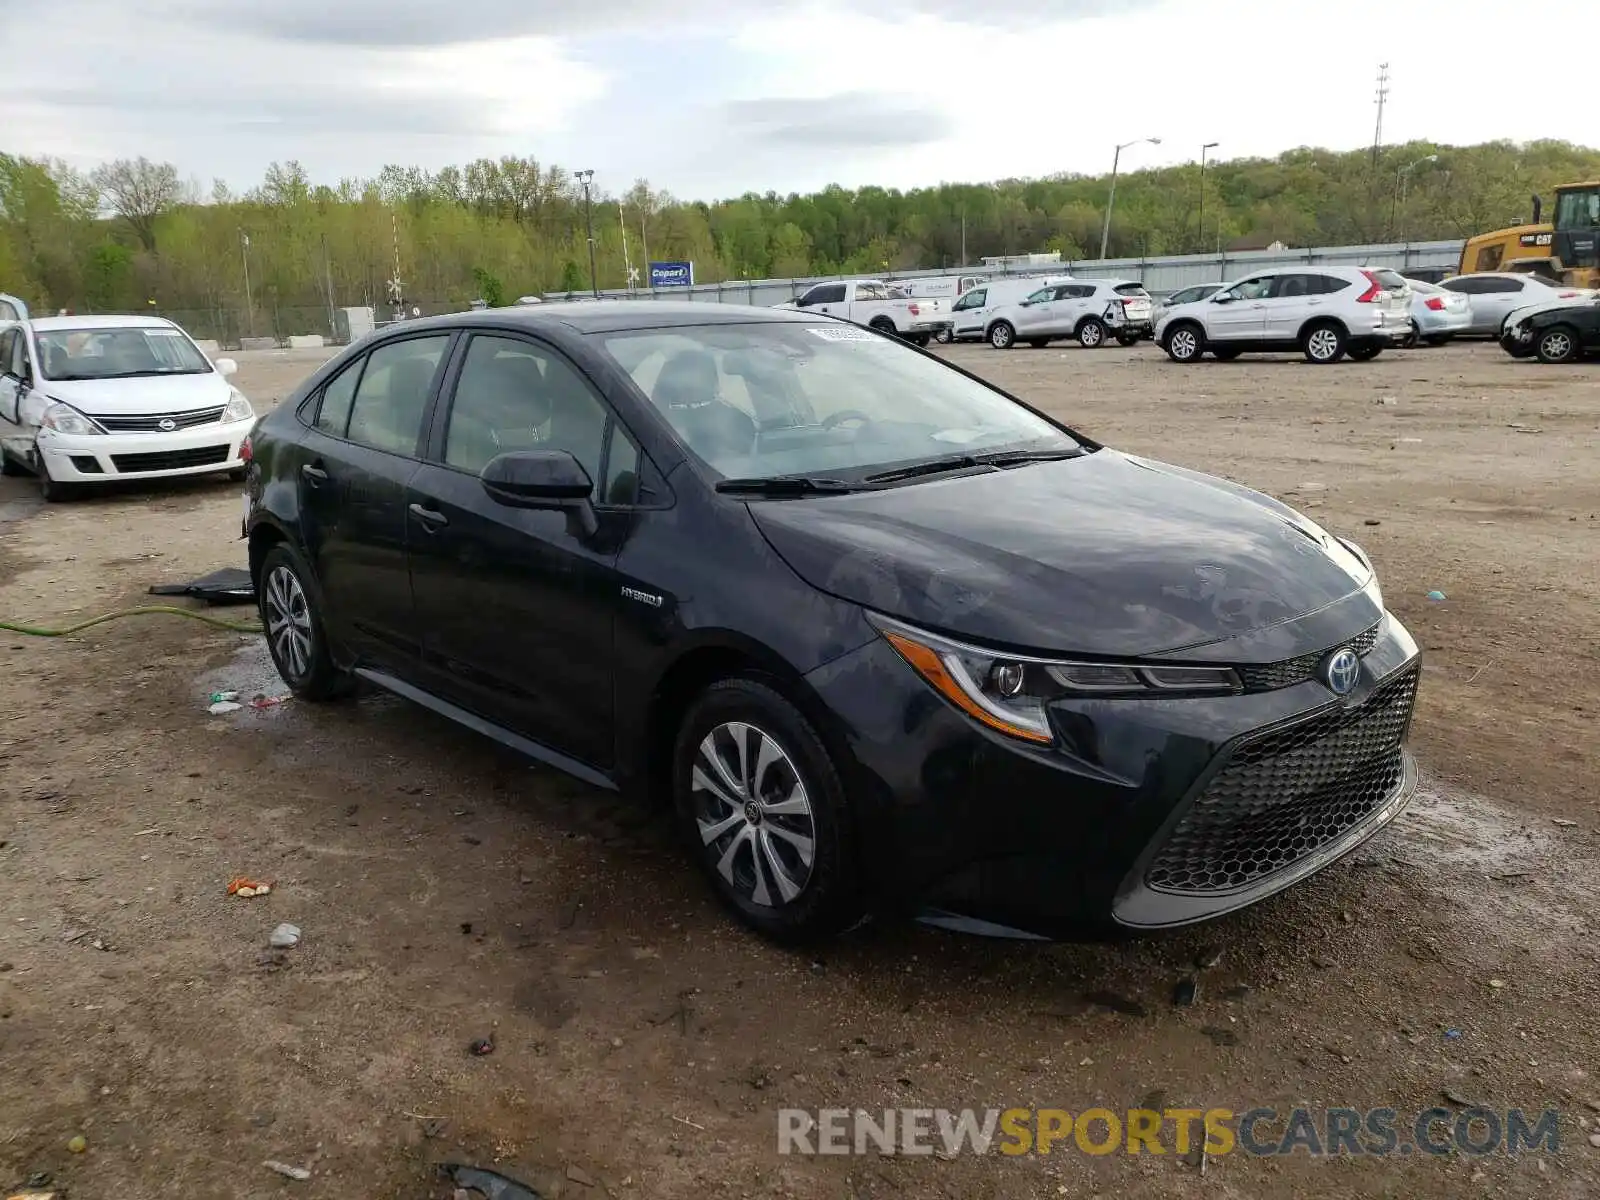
[
  {"left": 1401, "top": 320, "right": 1420, "bottom": 349},
  {"left": 909, "top": 333, "right": 931, "bottom": 347},
  {"left": 0, "top": 450, "right": 23, "bottom": 477},
  {"left": 1211, "top": 346, "right": 1243, "bottom": 361},
  {"left": 227, "top": 467, "right": 248, "bottom": 482},
  {"left": 1349, "top": 344, "right": 1384, "bottom": 361},
  {"left": 1302, "top": 321, "right": 1348, "bottom": 364},
  {"left": 988, "top": 320, "right": 1016, "bottom": 350},
  {"left": 257, "top": 543, "right": 352, "bottom": 701},
  {"left": 1116, "top": 332, "right": 1139, "bottom": 346},
  {"left": 1424, "top": 335, "right": 1452, "bottom": 346},
  {"left": 673, "top": 677, "right": 860, "bottom": 943},
  {"left": 868, "top": 318, "right": 896, "bottom": 337},
  {"left": 1535, "top": 324, "right": 1582, "bottom": 365},
  {"left": 1164, "top": 323, "right": 1205, "bottom": 363},
  {"left": 36, "top": 454, "right": 76, "bottom": 503},
  {"left": 1076, "top": 317, "right": 1107, "bottom": 348},
  {"left": 1026, "top": 338, "right": 1050, "bottom": 349},
  {"left": 933, "top": 327, "right": 953, "bottom": 344}
]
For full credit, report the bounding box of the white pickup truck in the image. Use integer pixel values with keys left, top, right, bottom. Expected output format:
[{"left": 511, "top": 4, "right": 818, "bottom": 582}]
[{"left": 778, "top": 279, "right": 952, "bottom": 345}]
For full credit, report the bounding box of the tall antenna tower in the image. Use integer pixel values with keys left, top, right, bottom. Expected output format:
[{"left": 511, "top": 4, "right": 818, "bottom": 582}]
[{"left": 1370, "top": 63, "right": 1390, "bottom": 165}]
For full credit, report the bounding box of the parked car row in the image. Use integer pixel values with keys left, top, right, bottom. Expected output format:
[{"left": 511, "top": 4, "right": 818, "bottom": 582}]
[{"left": 947, "top": 278, "right": 1155, "bottom": 349}]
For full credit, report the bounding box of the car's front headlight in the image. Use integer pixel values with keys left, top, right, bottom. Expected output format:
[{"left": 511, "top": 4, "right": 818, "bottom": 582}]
[
  {"left": 223, "top": 388, "right": 255, "bottom": 423},
  {"left": 870, "top": 614, "right": 1241, "bottom": 745},
  {"left": 39, "top": 401, "right": 102, "bottom": 436}
]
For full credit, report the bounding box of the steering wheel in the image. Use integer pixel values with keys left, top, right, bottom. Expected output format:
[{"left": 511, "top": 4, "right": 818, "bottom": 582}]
[{"left": 822, "top": 409, "right": 874, "bottom": 431}]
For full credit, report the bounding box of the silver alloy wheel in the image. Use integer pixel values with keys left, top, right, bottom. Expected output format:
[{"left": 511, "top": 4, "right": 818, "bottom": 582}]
[
  {"left": 691, "top": 721, "right": 816, "bottom": 908},
  {"left": 1170, "top": 328, "right": 1199, "bottom": 360},
  {"left": 264, "top": 565, "right": 314, "bottom": 680},
  {"left": 990, "top": 323, "right": 1012, "bottom": 349},
  {"left": 1080, "top": 321, "right": 1103, "bottom": 346},
  {"left": 1540, "top": 330, "right": 1573, "bottom": 361},
  {"left": 1307, "top": 327, "right": 1341, "bottom": 361}
]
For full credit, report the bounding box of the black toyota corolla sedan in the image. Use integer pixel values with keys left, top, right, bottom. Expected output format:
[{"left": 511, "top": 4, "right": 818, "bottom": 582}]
[{"left": 242, "top": 302, "right": 1420, "bottom": 942}]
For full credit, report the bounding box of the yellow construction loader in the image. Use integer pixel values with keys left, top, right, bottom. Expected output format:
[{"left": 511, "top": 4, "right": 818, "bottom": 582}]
[{"left": 1456, "top": 181, "right": 1600, "bottom": 286}]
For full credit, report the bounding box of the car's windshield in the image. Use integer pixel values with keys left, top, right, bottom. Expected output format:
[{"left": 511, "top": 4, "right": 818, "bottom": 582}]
[
  {"left": 597, "top": 321, "right": 1082, "bottom": 483},
  {"left": 36, "top": 326, "right": 211, "bottom": 381}
]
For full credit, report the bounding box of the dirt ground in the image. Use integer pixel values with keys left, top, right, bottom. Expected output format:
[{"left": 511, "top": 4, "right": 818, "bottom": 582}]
[{"left": 1, "top": 340, "right": 1596, "bottom": 1199}]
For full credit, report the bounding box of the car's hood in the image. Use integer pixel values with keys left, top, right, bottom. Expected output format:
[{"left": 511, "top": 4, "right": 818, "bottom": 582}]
[
  {"left": 1506, "top": 296, "right": 1598, "bottom": 326},
  {"left": 36, "top": 372, "right": 232, "bottom": 414},
  {"left": 748, "top": 450, "right": 1375, "bottom": 658}
]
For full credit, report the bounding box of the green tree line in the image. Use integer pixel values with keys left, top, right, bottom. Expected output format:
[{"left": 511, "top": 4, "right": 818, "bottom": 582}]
[{"left": 2, "top": 139, "right": 1596, "bottom": 339}]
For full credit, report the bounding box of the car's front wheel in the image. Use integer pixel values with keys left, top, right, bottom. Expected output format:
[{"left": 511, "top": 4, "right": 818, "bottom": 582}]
[
  {"left": 257, "top": 543, "right": 351, "bottom": 701},
  {"left": 36, "top": 454, "right": 76, "bottom": 503},
  {"left": 1536, "top": 324, "right": 1582, "bottom": 365},
  {"left": 673, "top": 678, "right": 859, "bottom": 943},
  {"left": 988, "top": 320, "right": 1015, "bottom": 350},
  {"left": 1164, "top": 323, "right": 1204, "bottom": 363}
]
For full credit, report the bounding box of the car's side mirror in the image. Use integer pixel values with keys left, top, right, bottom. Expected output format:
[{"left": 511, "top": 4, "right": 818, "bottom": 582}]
[
  {"left": 1212, "top": 294, "right": 1234, "bottom": 304},
  {"left": 480, "top": 449, "right": 598, "bottom": 538},
  {"left": 215, "top": 357, "right": 238, "bottom": 378}
]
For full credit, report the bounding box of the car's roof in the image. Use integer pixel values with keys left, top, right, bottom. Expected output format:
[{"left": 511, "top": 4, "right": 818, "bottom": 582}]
[
  {"left": 27, "top": 314, "right": 182, "bottom": 332},
  {"left": 394, "top": 301, "right": 818, "bottom": 336}
]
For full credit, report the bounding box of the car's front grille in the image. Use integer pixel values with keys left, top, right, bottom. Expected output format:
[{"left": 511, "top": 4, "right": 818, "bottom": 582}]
[
  {"left": 1235, "top": 621, "right": 1382, "bottom": 693},
  {"left": 91, "top": 407, "right": 225, "bottom": 433},
  {"left": 1145, "top": 665, "right": 1419, "bottom": 895},
  {"left": 111, "top": 445, "right": 231, "bottom": 473}
]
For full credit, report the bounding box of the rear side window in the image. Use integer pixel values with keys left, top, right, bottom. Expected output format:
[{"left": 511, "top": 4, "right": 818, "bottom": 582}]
[
  {"left": 315, "top": 359, "right": 363, "bottom": 436},
  {"left": 799, "top": 284, "right": 845, "bottom": 306},
  {"left": 1310, "top": 275, "right": 1350, "bottom": 294},
  {"left": 953, "top": 288, "right": 987, "bottom": 310},
  {"left": 1371, "top": 269, "right": 1409, "bottom": 291},
  {"left": 346, "top": 335, "right": 450, "bottom": 456},
  {"left": 1480, "top": 278, "right": 1524, "bottom": 293}
]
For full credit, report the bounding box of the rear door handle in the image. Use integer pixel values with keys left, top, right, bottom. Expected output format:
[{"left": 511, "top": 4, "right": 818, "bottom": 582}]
[
  {"left": 409, "top": 502, "right": 448, "bottom": 529},
  {"left": 301, "top": 463, "right": 328, "bottom": 486}
]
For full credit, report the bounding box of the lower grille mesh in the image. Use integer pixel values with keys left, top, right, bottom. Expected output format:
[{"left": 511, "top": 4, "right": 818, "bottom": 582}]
[{"left": 1146, "top": 666, "right": 1418, "bottom": 894}]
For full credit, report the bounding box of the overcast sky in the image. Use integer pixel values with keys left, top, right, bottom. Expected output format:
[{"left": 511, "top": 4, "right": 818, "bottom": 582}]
[{"left": 2, "top": 0, "right": 1593, "bottom": 200}]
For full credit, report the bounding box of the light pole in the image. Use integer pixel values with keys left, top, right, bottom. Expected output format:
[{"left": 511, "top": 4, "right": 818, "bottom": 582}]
[
  {"left": 238, "top": 229, "right": 253, "bottom": 338},
  {"left": 1391, "top": 154, "right": 1438, "bottom": 240},
  {"left": 1198, "top": 142, "right": 1219, "bottom": 254},
  {"left": 1099, "top": 137, "right": 1161, "bottom": 261},
  {"left": 574, "top": 169, "right": 599, "bottom": 298}
]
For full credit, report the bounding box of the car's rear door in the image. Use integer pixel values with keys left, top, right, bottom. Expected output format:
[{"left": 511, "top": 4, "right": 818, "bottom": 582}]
[
  {"left": 406, "top": 330, "right": 644, "bottom": 770},
  {"left": 296, "top": 331, "right": 454, "bottom": 667}
]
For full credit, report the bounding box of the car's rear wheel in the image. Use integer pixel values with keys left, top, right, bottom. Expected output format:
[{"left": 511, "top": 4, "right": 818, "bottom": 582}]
[
  {"left": 868, "top": 318, "right": 896, "bottom": 337},
  {"left": 0, "top": 449, "right": 23, "bottom": 476},
  {"left": 988, "top": 320, "right": 1015, "bottom": 350},
  {"left": 933, "top": 328, "right": 952, "bottom": 344},
  {"left": 1349, "top": 344, "right": 1384, "bottom": 361},
  {"left": 1536, "top": 324, "right": 1582, "bottom": 364},
  {"left": 673, "top": 678, "right": 859, "bottom": 943},
  {"left": 257, "top": 543, "right": 351, "bottom": 701},
  {"left": 1302, "top": 321, "right": 1347, "bottom": 364},
  {"left": 1401, "top": 320, "right": 1420, "bottom": 349},
  {"left": 1077, "top": 317, "right": 1107, "bottom": 348},
  {"left": 1164, "top": 323, "right": 1204, "bottom": 363}
]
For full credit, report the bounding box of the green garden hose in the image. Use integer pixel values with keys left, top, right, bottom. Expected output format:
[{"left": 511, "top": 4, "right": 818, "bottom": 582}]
[{"left": 0, "top": 604, "right": 263, "bottom": 637}]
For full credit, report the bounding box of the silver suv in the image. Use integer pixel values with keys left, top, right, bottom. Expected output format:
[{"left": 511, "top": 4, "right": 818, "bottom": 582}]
[{"left": 1155, "top": 266, "right": 1412, "bottom": 364}]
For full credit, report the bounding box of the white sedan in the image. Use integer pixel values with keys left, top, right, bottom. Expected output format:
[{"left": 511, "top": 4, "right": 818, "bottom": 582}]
[{"left": 0, "top": 315, "right": 255, "bottom": 501}]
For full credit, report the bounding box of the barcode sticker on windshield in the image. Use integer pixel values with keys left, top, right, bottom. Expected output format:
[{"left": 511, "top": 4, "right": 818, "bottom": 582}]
[{"left": 806, "top": 325, "right": 879, "bottom": 341}]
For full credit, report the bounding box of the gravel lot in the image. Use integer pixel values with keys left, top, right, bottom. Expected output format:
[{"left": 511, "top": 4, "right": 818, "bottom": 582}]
[{"left": 1, "top": 339, "right": 1596, "bottom": 1199}]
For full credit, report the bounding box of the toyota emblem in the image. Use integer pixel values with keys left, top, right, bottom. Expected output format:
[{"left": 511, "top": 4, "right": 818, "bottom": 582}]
[
  {"left": 157, "top": 418, "right": 177, "bottom": 431},
  {"left": 1321, "top": 647, "right": 1361, "bottom": 696}
]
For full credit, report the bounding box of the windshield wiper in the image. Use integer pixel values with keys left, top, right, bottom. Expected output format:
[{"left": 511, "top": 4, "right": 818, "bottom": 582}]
[
  {"left": 862, "top": 454, "right": 982, "bottom": 484},
  {"left": 979, "top": 448, "right": 1085, "bottom": 467},
  {"left": 715, "top": 476, "right": 856, "bottom": 496}
]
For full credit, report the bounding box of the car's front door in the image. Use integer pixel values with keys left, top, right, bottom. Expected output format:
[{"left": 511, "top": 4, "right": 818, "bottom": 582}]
[
  {"left": 1038, "top": 285, "right": 1093, "bottom": 335},
  {"left": 1258, "top": 272, "right": 1324, "bottom": 339},
  {"left": 296, "top": 331, "right": 453, "bottom": 667},
  {"left": 948, "top": 286, "right": 989, "bottom": 338},
  {"left": 406, "top": 331, "right": 640, "bottom": 769},
  {"left": 1207, "top": 276, "right": 1273, "bottom": 341}
]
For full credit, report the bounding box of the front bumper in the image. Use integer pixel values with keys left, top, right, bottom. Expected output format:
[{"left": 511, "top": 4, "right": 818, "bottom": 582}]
[
  {"left": 36, "top": 421, "right": 250, "bottom": 482},
  {"left": 805, "top": 602, "right": 1421, "bottom": 938}
]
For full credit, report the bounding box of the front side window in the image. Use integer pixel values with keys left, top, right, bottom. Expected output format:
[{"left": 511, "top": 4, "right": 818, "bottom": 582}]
[
  {"left": 598, "top": 322, "right": 1081, "bottom": 483},
  {"left": 952, "top": 288, "right": 987, "bottom": 310},
  {"left": 34, "top": 325, "right": 210, "bottom": 381},
  {"left": 1223, "top": 277, "right": 1273, "bottom": 301},
  {"left": 798, "top": 284, "right": 845, "bottom": 307},
  {"left": 1554, "top": 187, "right": 1600, "bottom": 231},
  {"left": 345, "top": 335, "right": 449, "bottom": 456},
  {"left": 443, "top": 334, "right": 610, "bottom": 485},
  {"left": 1024, "top": 288, "right": 1052, "bottom": 304}
]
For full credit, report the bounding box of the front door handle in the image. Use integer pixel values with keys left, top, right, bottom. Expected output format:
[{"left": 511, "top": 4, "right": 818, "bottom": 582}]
[
  {"left": 409, "top": 502, "right": 448, "bottom": 529},
  {"left": 301, "top": 463, "right": 328, "bottom": 486}
]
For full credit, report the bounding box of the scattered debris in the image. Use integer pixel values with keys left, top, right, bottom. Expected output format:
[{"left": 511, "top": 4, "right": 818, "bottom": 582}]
[
  {"left": 1363, "top": 519, "right": 1381, "bottom": 526},
  {"left": 1426, "top": 590, "right": 1447, "bottom": 601},
  {"left": 438, "top": 1164, "right": 544, "bottom": 1200},
  {"left": 1443, "top": 1088, "right": 1478, "bottom": 1107},
  {"left": 228, "top": 877, "right": 272, "bottom": 898},
  {"left": 1487, "top": 979, "right": 1505, "bottom": 990},
  {"left": 1195, "top": 946, "right": 1224, "bottom": 970},
  {"left": 1552, "top": 818, "right": 1578, "bottom": 828},
  {"left": 1200, "top": 1026, "right": 1239, "bottom": 1047},
  {"left": 565, "top": 1165, "right": 597, "bottom": 1188},
  {"left": 469, "top": 1035, "right": 495, "bottom": 1056},
  {"left": 248, "top": 694, "right": 290, "bottom": 710},
  {"left": 421, "top": 1117, "right": 449, "bottom": 1139},
  {"left": 66, "top": 1134, "right": 87, "bottom": 1154},
  {"left": 1222, "top": 984, "right": 1252, "bottom": 1001},
  {"left": 672, "top": 1115, "right": 706, "bottom": 1131},
  {"left": 150, "top": 567, "right": 255, "bottom": 605},
  {"left": 1172, "top": 978, "right": 1199, "bottom": 1007},
  {"left": 210, "top": 691, "right": 240, "bottom": 704},
  {"left": 208, "top": 700, "right": 242, "bottom": 715},
  {"left": 262, "top": 1160, "right": 311, "bottom": 1182},
  {"left": 1445, "top": 1029, "right": 1463, "bottom": 1041},
  {"left": 268, "top": 923, "right": 301, "bottom": 949},
  {"left": 1506, "top": 422, "right": 1543, "bottom": 434}
]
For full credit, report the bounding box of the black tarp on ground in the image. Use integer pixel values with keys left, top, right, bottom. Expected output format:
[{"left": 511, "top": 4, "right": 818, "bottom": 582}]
[{"left": 148, "top": 567, "right": 255, "bottom": 606}]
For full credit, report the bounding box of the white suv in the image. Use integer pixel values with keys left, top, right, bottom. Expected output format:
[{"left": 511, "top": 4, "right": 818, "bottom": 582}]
[
  {"left": 1155, "top": 266, "right": 1412, "bottom": 364},
  {"left": 985, "top": 279, "right": 1153, "bottom": 350}
]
